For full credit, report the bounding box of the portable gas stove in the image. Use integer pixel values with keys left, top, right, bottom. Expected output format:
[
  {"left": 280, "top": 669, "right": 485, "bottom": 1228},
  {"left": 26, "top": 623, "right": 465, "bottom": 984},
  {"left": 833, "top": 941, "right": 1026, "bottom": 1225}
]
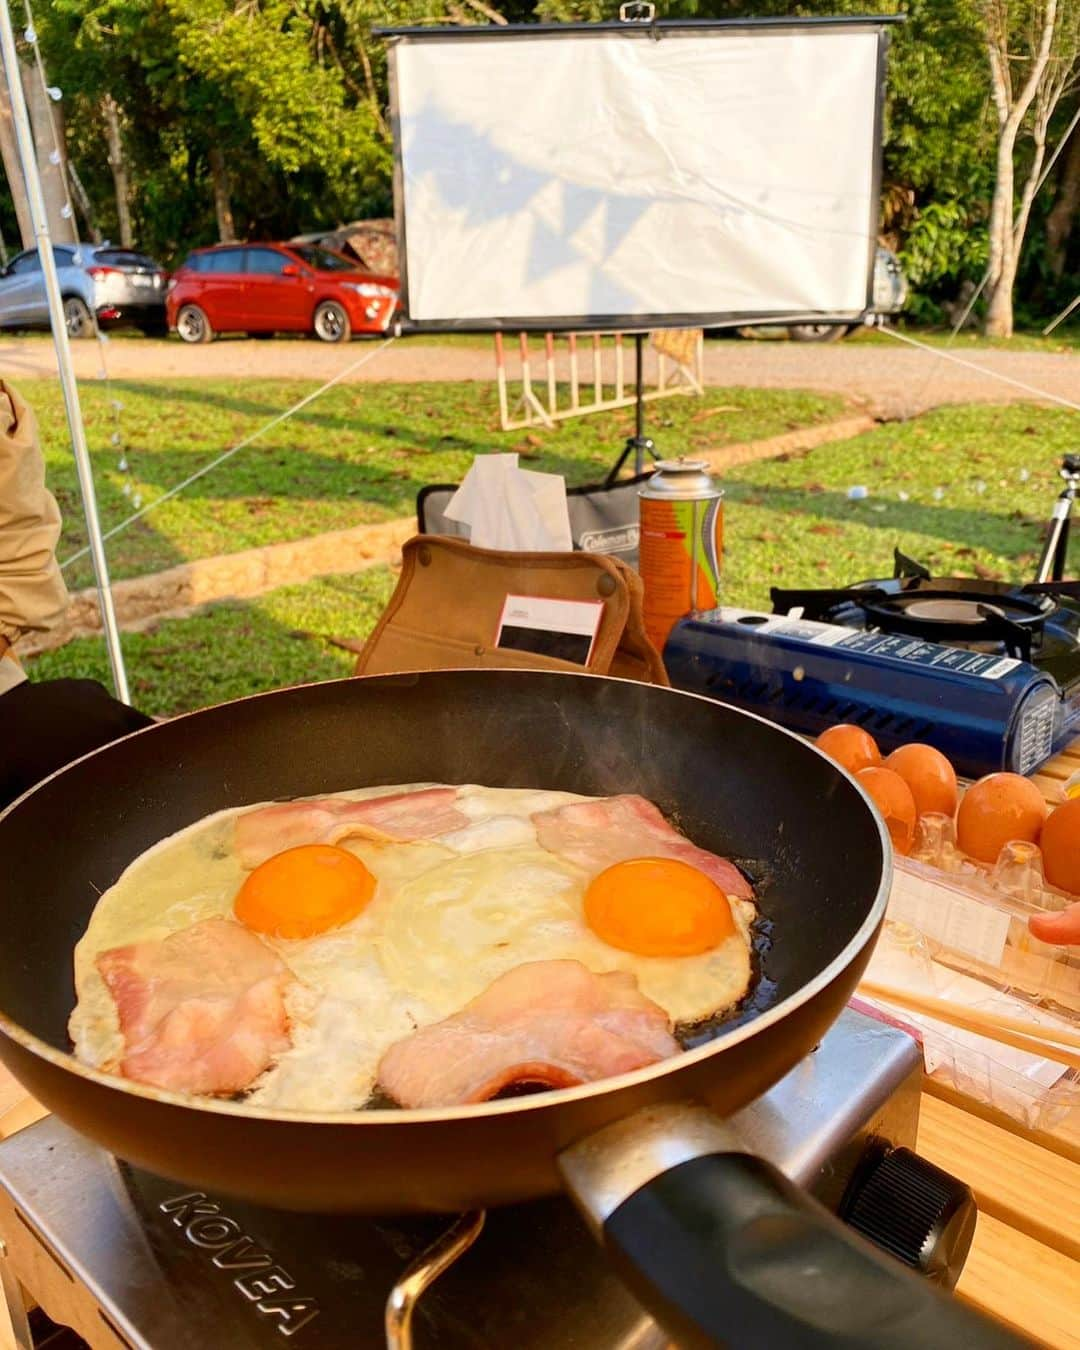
[
  {"left": 664, "top": 551, "right": 1080, "bottom": 778},
  {"left": 0, "top": 1009, "right": 976, "bottom": 1350}
]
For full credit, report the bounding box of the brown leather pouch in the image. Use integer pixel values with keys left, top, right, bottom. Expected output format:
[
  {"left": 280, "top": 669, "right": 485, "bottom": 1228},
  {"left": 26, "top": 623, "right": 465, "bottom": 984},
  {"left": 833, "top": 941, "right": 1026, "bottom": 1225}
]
[{"left": 355, "top": 536, "right": 668, "bottom": 685}]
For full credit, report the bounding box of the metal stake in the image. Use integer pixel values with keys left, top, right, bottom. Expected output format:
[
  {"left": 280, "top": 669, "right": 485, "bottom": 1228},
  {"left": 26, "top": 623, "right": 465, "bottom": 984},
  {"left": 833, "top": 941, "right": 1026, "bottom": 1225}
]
[{"left": 0, "top": 0, "right": 129, "bottom": 701}]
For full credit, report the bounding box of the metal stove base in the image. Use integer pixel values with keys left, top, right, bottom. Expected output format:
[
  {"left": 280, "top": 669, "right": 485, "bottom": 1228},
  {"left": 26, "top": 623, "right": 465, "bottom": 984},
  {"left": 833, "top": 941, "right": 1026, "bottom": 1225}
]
[{"left": 0, "top": 1010, "right": 921, "bottom": 1349}]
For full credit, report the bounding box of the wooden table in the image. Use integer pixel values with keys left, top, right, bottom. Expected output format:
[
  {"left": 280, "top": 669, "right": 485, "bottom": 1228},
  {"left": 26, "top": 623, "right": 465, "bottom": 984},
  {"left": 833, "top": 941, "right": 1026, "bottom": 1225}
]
[
  {"left": 1031, "top": 731, "right": 1080, "bottom": 807},
  {"left": 1, "top": 1059, "right": 1077, "bottom": 1350}
]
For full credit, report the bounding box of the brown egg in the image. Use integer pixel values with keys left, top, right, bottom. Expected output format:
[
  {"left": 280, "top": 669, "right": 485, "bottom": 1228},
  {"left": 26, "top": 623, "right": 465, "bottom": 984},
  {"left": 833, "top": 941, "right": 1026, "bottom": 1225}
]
[
  {"left": 884, "top": 743, "right": 959, "bottom": 819},
  {"left": 1039, "top": 799, "right": 1080, "bottom": 896},
  {"left": 816, "top": 724, "right": 882, "bottom": 777},
  {"left": 856, "top": 767, "right": 917, "bottom": 856},
  {"left": 956, "top": 773, "right": 1049, "bottom": 866}
]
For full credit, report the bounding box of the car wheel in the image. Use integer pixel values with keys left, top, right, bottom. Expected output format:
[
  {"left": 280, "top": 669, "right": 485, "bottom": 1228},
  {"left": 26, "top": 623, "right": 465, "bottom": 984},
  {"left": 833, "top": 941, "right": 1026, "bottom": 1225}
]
[
  {"left": 63, "top": 296, "right": 94, "bottom": 340},
  {"left": 176, "top": 304, "right": 214, "bottom": 344},
  {"left": 787, "top": 323, "right": 851, "bottom": 342},
  {"left": 313, "top": 300, "right": 350, "bottom": 343}
]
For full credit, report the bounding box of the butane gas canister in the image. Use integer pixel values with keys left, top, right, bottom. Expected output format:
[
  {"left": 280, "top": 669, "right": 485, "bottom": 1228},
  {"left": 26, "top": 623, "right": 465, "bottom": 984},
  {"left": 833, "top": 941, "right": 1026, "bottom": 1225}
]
[{"left": 639, "top": 459, "right": 723, "bottom": 651}]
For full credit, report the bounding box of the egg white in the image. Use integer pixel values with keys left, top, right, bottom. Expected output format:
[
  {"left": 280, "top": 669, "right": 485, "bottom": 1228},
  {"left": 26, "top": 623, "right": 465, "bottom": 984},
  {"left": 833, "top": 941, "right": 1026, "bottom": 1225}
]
[
  {"left": 377, "top": 844, "right": 756, "bottom": 1024},
  {"left": 71, "top": 783, "right": 757, "bottom": 1112}
]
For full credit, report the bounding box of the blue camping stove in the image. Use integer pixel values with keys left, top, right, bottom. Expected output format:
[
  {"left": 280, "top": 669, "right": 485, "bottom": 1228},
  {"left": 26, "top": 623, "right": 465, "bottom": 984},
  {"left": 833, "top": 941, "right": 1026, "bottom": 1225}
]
[{"left": 664, "top": 557, "right": 1080, "bottom": 779}]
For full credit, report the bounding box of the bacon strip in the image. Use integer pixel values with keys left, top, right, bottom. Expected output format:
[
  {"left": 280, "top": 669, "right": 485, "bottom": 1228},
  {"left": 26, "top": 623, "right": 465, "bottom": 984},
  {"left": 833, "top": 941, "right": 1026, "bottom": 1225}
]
[
  {"left": 377, "top": 960, "right": 679, "bottom": 1109},
  {"left": 234, "top": 787, "right": 469, "bottom": 868},
  {"left": 532, "top": 794, "right": 753, "bottom": 898},
  {"left": 96, "top": 917, "right": 292, "bottom": 1095}
]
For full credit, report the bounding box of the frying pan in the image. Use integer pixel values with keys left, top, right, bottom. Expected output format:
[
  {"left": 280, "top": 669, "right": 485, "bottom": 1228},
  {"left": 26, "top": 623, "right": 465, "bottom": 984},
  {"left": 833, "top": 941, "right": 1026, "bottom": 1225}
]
[{"left": 0, "top": 671, "right": 1027, "bottom": 1349}]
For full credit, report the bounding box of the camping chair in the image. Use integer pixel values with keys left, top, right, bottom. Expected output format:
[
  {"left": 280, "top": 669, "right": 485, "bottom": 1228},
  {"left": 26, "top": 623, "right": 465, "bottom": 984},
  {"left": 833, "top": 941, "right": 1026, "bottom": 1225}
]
[{"left": 415, "top": 471, "right": 650, "bottom": 568}]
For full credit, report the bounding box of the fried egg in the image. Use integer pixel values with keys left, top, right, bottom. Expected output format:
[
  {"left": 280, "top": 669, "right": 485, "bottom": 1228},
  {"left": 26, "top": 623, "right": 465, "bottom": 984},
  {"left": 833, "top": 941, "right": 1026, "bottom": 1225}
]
[{"left": 71, "top": 784, "right": 757, "bottom": 1112}]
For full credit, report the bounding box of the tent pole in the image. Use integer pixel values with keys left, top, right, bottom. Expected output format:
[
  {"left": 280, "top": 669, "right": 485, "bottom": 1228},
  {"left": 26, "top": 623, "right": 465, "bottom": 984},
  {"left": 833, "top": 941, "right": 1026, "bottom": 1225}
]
[{"left": 0, "top": 0, "right": 129, "bottom": 702}]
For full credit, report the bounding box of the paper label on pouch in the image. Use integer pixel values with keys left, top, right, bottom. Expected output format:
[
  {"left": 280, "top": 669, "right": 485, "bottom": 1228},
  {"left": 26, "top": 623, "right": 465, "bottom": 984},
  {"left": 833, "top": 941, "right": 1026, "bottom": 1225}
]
[{"left": 495, "top": 594, "right": 603, "bottom": 665}]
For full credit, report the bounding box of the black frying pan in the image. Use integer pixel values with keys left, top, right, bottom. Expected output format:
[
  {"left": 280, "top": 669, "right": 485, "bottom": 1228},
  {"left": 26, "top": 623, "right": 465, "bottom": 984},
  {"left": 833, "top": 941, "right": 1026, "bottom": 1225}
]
[{"left": 0, "top": 672, "right": 1026, "bottom": 1349}]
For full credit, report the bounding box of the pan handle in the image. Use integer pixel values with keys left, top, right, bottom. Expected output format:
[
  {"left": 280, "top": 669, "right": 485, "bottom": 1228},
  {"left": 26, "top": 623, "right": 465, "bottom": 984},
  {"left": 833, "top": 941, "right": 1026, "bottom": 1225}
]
[{"left": 558, "top": 1103, "right": 1032, "bottom": 1350}]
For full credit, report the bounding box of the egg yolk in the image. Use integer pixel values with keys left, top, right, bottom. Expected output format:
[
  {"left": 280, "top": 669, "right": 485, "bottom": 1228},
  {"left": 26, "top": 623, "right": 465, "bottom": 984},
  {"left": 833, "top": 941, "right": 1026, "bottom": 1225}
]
[
  {"left": 235, "top": 844, "right": 376, "bottom": 938},
  {"left": 584, "top": 857, "right": 735, "bottom": 957}
]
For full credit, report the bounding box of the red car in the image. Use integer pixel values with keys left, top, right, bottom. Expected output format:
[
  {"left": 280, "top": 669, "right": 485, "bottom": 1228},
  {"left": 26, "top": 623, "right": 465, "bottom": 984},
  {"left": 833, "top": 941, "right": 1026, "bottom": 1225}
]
[{"left": 166, "top": 242, "right": 398, "bottom": 343}]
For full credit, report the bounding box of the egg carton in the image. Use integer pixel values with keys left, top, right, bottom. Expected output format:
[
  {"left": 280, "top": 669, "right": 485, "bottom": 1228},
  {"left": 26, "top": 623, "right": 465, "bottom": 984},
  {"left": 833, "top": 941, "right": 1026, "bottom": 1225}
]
[
  {"left": 888, "top": 812, "right": 1079, "bottom": 1018},
  {"left": 862, "top": 929, "right": 1080, "bottom": 1145},
  {"left": 922, "top": 1024, "right": 1080, "bottom": 1144}
]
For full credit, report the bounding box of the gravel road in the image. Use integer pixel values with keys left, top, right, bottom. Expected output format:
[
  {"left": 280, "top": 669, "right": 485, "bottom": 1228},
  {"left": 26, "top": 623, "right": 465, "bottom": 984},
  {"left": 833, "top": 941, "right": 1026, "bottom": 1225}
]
[{"left": 2, "top": 332, "right": 1077, "bottom": 419}]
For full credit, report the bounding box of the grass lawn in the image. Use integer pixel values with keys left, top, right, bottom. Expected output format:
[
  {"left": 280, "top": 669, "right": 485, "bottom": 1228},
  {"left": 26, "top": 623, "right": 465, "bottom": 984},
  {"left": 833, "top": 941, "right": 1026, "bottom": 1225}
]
[
  {"left": 28, "top": 398, "right": 1079, "bottom": 718},
  {"left": 801, "top": 325, "right": 1080, "bottom": 354},
  {"left": 24, "top": 378, "right": 845, "bottom": 590},
  {"left": 29, "top": 571, "right": 395, "bottom": 713},
  {"left": 721, "top": 400, "right": 1079, "bottom": 599},
  {"left": 12, "top": 323, "right": 1079, "bottom": 351}
]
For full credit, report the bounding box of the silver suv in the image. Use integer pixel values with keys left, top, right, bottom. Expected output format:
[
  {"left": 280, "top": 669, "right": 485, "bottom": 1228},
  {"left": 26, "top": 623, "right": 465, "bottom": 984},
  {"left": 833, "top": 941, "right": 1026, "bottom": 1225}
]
[{"left": 0, "top": 244, "right": 168, "bottom": 339}]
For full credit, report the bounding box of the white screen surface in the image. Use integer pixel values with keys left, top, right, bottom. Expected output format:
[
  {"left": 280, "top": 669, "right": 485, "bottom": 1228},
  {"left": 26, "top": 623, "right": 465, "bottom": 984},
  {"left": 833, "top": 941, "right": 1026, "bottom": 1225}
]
[{"left": 392, "top": 27, "right": 882, "bottom": 326}]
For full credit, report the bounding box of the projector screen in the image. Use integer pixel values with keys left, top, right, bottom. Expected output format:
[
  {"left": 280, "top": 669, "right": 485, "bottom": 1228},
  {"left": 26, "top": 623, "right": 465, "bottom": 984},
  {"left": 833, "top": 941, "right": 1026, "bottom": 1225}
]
[{"left": 387, "top": 21, "right": 889, "bottom": 330}]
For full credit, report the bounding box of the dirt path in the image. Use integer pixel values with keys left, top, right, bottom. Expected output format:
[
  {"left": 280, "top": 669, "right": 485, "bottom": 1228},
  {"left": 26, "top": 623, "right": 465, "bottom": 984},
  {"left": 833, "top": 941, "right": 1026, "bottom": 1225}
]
[{"left": 2, "top": 333, "right": 1077, "bottom": 419}]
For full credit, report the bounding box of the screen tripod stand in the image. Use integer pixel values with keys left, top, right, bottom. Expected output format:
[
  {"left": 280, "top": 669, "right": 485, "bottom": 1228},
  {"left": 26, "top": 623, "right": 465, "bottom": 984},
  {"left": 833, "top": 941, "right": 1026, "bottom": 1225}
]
[
  {"left": 604, "top": 333, "right": 662, "bottom": 486},
  {"left": 1035, "top": 453, "right": 1080, "bottom": 584}
]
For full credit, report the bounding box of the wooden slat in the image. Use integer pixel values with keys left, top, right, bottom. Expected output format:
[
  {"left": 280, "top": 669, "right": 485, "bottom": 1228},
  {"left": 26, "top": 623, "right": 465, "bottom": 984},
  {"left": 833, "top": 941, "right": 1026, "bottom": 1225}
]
[
  {"left": 955, "top": 1212, "right": 1080, "bottom": 1350},
  {"left": 0, "top": 1063, "right": 45, "bottom": 1142},
  {"left": 0, "top": 1094, "right": 46, "bottom": 1142},
  {"left": 1034, "top": 733, "right": 1080, "bottom": 803},
  {"left": 918, "top": 1094, "right": 1080, "bottom": 1261},
  {"left": 924, "top": 1078, "right": 1080, "bottom": 1162}
]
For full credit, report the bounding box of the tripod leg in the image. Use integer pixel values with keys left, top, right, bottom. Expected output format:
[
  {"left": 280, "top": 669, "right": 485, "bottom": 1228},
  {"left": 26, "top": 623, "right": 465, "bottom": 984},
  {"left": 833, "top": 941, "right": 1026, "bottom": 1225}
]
[
  {"left": 1036, "top": 496, "right": 1072, "bottom": 583},
  {"left": 605, "top": 440, "right": 635, "bottom": 488},
  {"left": 1053, "top": 505, "right": 1071, "bottom": 582}
]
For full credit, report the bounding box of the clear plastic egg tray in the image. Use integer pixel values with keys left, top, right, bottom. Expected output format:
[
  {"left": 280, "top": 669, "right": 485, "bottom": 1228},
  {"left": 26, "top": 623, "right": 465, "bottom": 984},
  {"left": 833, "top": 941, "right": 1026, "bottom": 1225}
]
[
  {"left": 887, "top": 808, "right": 1079, "bottom": 1019},
  {"left": 861, "top": 927, "right": 1080, "bottom": 1146}
]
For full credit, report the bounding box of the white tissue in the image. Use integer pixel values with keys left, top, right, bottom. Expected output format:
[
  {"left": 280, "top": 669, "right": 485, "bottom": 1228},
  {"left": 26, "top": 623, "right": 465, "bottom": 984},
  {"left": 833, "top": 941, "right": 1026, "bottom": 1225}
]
[{"left": 444, "top": 454, "right": 572, "bottom": 552}]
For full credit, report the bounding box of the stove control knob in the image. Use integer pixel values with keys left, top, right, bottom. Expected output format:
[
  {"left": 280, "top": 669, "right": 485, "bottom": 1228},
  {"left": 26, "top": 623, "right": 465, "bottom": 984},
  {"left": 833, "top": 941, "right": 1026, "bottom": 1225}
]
[{"left": 840, "top": 1147, "right": 977, "bottom": 1290}]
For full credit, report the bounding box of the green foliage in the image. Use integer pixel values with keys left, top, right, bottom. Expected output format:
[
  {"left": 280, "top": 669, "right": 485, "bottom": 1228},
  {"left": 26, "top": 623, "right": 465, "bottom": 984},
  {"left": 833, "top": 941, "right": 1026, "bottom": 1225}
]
[
  {"left": 1, "top": 0, "right": 1074, "bottom": 317},
  {"left": 899, "top": 199, "right": 990, "bottom": 322},
  {"left": 21, "top": 0, "right": 403, "bottom": 261}
]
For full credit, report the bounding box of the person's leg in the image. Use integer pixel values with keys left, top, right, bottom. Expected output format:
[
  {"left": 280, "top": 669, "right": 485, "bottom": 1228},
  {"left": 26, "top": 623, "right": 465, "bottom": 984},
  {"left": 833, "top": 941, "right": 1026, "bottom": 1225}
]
[{"left": 0, "top": 678, "right": 153, "bottom": 809}]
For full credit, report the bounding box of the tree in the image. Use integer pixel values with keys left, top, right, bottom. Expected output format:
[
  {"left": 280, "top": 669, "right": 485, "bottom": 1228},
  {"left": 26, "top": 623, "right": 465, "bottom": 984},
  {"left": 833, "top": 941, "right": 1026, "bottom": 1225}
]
[
  {"left": 1045, "top": 116, "right": 1079, "bottom": 278},
  {"left": 101, "top": 93, "right": 132, "bottom": 245},
  {"left": 0, "top": 71, "right": 33, "bottom": 247},
  {"left": 12, "top": 0, "right": 1074, "bottom": 322},
  {"left": 0, "top": 48, "right": 78, "bottom": 246},
  {"left": 981, "top": 0, "right": 1080, "bottom": 336}
]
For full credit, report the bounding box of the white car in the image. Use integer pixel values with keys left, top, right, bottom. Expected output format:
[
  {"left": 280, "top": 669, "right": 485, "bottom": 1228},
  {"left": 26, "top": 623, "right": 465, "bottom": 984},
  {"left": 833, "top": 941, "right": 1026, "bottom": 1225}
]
[{"left": 784, "top": 247, "right": 909, "bottom": 342}]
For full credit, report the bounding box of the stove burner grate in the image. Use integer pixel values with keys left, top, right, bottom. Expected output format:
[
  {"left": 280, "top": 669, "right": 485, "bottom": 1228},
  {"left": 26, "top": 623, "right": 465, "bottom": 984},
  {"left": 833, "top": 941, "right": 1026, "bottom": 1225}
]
[
  {"left": 857, "top": 588, "right": 1050, "bottom": 661},
  {"left": 770, "top": 550, "right": 1080, "bottom": 665}
]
